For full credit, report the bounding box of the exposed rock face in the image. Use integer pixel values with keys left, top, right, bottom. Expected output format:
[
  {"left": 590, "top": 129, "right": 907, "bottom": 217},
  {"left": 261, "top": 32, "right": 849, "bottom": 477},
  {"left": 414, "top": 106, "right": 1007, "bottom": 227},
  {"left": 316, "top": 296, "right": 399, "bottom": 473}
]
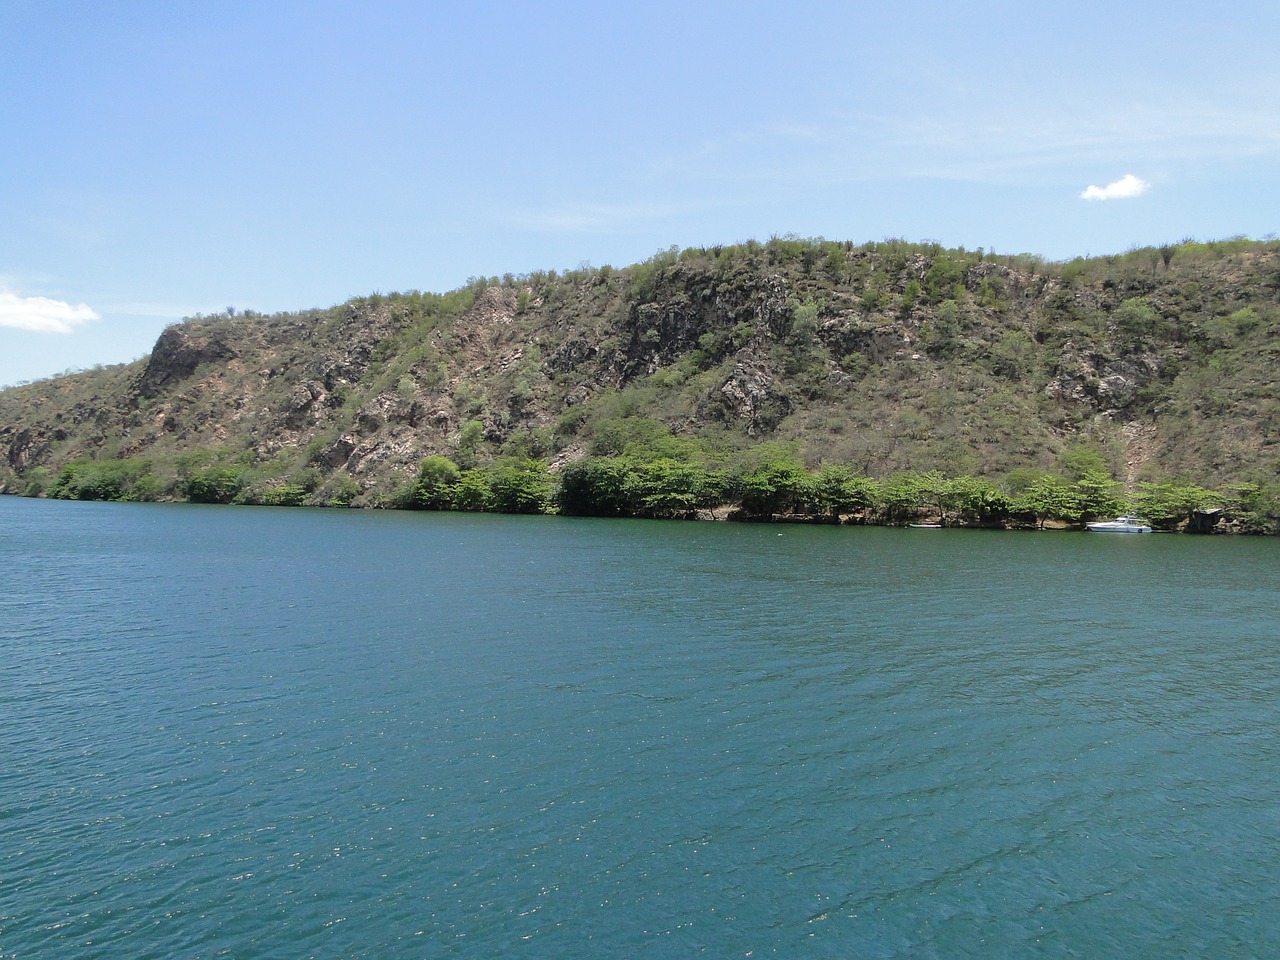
[
  {"left": 1095, "top": 354, "right": 1161, "bottom": 411},
  {"left": 616, "top": 271, "right": 791, "bottom": 380},
  {"left": 1046, "top": 344, "right": 1160, "bottom": 414},
  {"left": 353, "top": 395, "right": 427, "bottom": 435},
  {"left": 138, "top": 325, "right": 238, "bottom": 398},
  {"left": 315, "top": 435, "right": 357, "bottom": 471},
  {"left": 818, "top": 318, "right": 907, "bottom": 365},
  {"left": 1, "top": 427, "right": 47, "bottom": 471},
  {"left": 283, "top": 382, "right": 326, "bottom": 428},
  {"left": 545, "top": 336, "right": 597, "bottom": 374},
  {"left": 714, "top": 358, "right": 788, "bottom": 434}
]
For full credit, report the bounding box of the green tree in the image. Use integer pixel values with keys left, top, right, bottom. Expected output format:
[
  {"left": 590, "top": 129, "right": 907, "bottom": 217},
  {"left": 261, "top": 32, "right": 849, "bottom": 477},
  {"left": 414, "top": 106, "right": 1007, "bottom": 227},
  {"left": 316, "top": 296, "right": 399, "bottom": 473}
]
[
  {"left": 413, "top": 455, "right": 461, "bottom": 509},
  {"left": 1223, "top": 482, "right": 1280, "bottom": 533},
  {"left": 733, "top": 460, "right": 813, "bottom": 518},
  {"left": 451, "top": 470, "right": 494, "bottom": 512},
  {"left": 488, "top": 459, "right": 552, "bottom": 514},
  {"left": 1132, "top": 480, "right": 1218, "bottom": 529},
  {"left": 1072, "top": 470, "right": 1125, "bottom": 522},
  {"left": 941, "top": 476, "right": 1011, "bottom": 525},
  {"left": 913, "top": 471, "right": 949, "bottom": 520},
  {"left": 1014, "top": 474, "right": 1080, "bottom": 528},
  {"left": 556, "top": 456, "right": 633, "bottom": 516},
  {"left": 876, "top": 471, "right": 931, "bottom": 523},
  {"left": 1001, "top": 467, "right": 1047, "bottom": 498},
  {"left": 255, "top": 483, "right": 309, "bottom": 507},
  {"left": 811, "top": 465, "right": 877, "bottom": 518},
  {"left": 19, "top": 466, "right": 53, "bottom": 498},
  {"left": 184, "top": 466, "right": 247, "bottom": 504},
  {"left": 50, "top": 458, "right": 157, "bottom": 502},
  {"left": 627, "top": 459, "right": 722, "bottom": 518},
  {"left": 457, "top": 420, "right": 485, "bottom": 468}
]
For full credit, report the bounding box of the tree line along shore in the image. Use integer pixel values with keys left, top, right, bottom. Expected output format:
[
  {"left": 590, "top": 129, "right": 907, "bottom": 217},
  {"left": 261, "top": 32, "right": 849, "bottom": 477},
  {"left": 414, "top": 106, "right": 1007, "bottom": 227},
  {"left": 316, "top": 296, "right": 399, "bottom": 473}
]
[{"left": 17, "top": 439, "right": 1275, "bottom": 533}]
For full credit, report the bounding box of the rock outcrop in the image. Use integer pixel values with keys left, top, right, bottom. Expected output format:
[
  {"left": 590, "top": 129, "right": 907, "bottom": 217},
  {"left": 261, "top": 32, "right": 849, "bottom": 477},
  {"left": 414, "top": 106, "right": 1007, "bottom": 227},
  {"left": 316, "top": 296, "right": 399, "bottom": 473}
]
[{"left": 138, "top": 325, "right": 238, "bottom": 398}]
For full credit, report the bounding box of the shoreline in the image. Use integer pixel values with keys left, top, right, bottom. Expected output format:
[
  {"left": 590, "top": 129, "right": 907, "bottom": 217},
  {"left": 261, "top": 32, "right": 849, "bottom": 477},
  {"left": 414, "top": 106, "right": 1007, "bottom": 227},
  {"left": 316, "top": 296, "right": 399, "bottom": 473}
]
[{"left": 4, "top": 490, "right": 1264, "bottom": 534}]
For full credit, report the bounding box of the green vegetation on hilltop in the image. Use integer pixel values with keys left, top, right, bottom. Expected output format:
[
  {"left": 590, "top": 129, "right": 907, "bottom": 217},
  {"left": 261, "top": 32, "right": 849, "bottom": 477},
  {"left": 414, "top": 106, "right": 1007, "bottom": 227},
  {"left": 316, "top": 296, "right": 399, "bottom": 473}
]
[{"left": 3, "top": 235, "right": 1279, "bottom": 531}]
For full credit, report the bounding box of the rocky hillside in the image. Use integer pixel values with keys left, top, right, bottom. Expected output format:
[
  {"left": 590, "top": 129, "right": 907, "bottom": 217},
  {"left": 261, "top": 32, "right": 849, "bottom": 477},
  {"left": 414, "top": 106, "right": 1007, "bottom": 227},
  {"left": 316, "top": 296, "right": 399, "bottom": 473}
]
[{"left": 2, "top": 236, "right": 1278, "bottom": 513}]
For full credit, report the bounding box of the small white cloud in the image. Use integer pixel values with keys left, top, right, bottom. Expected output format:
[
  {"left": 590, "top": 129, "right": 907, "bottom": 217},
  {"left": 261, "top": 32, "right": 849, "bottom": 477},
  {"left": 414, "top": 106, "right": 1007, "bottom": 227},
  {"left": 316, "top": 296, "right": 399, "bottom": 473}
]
[
  {"left": 1080, "top": 173, "right": 1150, "bottom": 201},
  {"left": 0, "top": 288, "right": 100, "bottom": 333}
]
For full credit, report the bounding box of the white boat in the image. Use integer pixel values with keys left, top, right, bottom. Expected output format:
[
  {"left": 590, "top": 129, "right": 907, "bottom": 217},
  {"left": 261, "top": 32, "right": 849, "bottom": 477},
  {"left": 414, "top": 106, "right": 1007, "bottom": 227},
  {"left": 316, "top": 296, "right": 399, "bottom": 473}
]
[{"left": 1086, "top": 515, "right": 1153, "bottom": 533}]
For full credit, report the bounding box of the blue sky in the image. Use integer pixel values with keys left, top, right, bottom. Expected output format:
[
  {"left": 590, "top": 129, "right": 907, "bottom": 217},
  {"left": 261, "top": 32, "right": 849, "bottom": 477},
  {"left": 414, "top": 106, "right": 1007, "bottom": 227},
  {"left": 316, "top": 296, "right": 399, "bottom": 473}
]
[{"left": 2, "top": 1, "right": 1278, "bottom": 387}]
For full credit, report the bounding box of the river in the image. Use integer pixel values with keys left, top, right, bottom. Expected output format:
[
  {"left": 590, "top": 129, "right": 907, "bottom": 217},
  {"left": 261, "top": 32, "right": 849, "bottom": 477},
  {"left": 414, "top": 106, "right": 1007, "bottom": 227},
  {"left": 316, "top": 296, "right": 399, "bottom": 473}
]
[{"left": 3, "top": 497, "right": 1279, "bottom": 957}]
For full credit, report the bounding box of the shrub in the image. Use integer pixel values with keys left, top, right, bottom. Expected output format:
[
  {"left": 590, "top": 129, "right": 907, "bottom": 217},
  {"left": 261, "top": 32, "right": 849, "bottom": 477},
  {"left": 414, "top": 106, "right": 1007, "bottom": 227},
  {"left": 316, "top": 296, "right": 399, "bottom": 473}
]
[
  {"left": 50, "top": 458, "right": 157, "bottom": 502},
  {"left": 185, "top": 466, "right": 247, "bottom": 504},
  {"left": 451, "top": 470, "right": 495, "bottom": 512},
  {"left": 412, "top": 455, "right": 461, "bottom": 509},
  {"left": 254, "top": 484, "right": 310, "bottom": 507},
  {"left": 488, "top": 459, "right": 553, "bottom": 514}
]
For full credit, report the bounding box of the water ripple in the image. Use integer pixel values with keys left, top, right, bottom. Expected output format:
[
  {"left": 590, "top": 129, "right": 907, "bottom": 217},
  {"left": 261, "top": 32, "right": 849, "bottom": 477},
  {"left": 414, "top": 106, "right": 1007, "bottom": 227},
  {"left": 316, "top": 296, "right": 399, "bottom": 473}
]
[{"left": 4, "top": 500, "right": 1280, "bottom": 957}]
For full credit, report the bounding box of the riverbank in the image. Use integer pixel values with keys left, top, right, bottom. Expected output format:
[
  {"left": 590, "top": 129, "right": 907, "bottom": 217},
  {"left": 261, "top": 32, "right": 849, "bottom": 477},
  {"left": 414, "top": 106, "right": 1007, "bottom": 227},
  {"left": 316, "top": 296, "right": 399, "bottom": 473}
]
[{"left": 5, "top": 487, "right": 1271, "bottom": 534}]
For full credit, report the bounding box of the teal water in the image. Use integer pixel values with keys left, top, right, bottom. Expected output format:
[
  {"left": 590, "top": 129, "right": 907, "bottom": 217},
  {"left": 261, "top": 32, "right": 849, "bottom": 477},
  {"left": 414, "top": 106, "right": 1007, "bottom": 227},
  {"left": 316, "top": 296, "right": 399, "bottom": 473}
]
[{"left": 2, "top": 497, "right": 1280, "bottom": 958}]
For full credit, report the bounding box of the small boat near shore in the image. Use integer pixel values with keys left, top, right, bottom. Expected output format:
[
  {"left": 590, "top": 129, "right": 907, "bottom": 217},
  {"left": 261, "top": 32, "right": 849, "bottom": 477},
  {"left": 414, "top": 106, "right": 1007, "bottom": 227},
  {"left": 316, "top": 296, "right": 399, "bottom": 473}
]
[
  {"left": 1086, "top": 516, "right": 1153, "bottom": 533},
  {"left": 907, "top": 523, "right": 942, "bottom": 529}
]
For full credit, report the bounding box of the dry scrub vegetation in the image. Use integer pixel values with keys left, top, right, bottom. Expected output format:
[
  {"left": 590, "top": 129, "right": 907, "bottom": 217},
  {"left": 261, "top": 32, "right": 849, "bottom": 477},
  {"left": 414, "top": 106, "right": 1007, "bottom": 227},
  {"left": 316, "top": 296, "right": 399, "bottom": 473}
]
[{"left": 3, "top": 236, "right": 1279, "bottom": 530}]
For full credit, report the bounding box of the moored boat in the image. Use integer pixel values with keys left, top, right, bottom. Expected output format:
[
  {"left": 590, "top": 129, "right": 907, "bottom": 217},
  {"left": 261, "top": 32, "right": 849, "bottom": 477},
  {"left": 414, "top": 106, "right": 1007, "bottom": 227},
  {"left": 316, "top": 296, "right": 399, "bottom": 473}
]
[{"left": 1086, "top": 516, "right": 1153, "bottom": 533}]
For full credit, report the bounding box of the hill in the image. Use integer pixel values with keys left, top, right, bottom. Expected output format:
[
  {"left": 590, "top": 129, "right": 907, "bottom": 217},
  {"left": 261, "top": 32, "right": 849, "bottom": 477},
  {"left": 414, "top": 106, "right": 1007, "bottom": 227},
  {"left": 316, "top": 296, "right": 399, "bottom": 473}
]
[{"left": 2, "top": 236, "right": 1279, "bottom": 530}]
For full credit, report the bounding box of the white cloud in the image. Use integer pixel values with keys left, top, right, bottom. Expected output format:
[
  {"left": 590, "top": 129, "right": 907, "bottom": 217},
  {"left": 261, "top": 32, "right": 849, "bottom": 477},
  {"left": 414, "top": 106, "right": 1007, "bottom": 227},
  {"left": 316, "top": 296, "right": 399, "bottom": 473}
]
[
  {"left": 0, "top": 288, "right": 100, "bottom": 333},
  {"left": 1080, "top": 173, "right": 1151, "bottom": 201}
]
